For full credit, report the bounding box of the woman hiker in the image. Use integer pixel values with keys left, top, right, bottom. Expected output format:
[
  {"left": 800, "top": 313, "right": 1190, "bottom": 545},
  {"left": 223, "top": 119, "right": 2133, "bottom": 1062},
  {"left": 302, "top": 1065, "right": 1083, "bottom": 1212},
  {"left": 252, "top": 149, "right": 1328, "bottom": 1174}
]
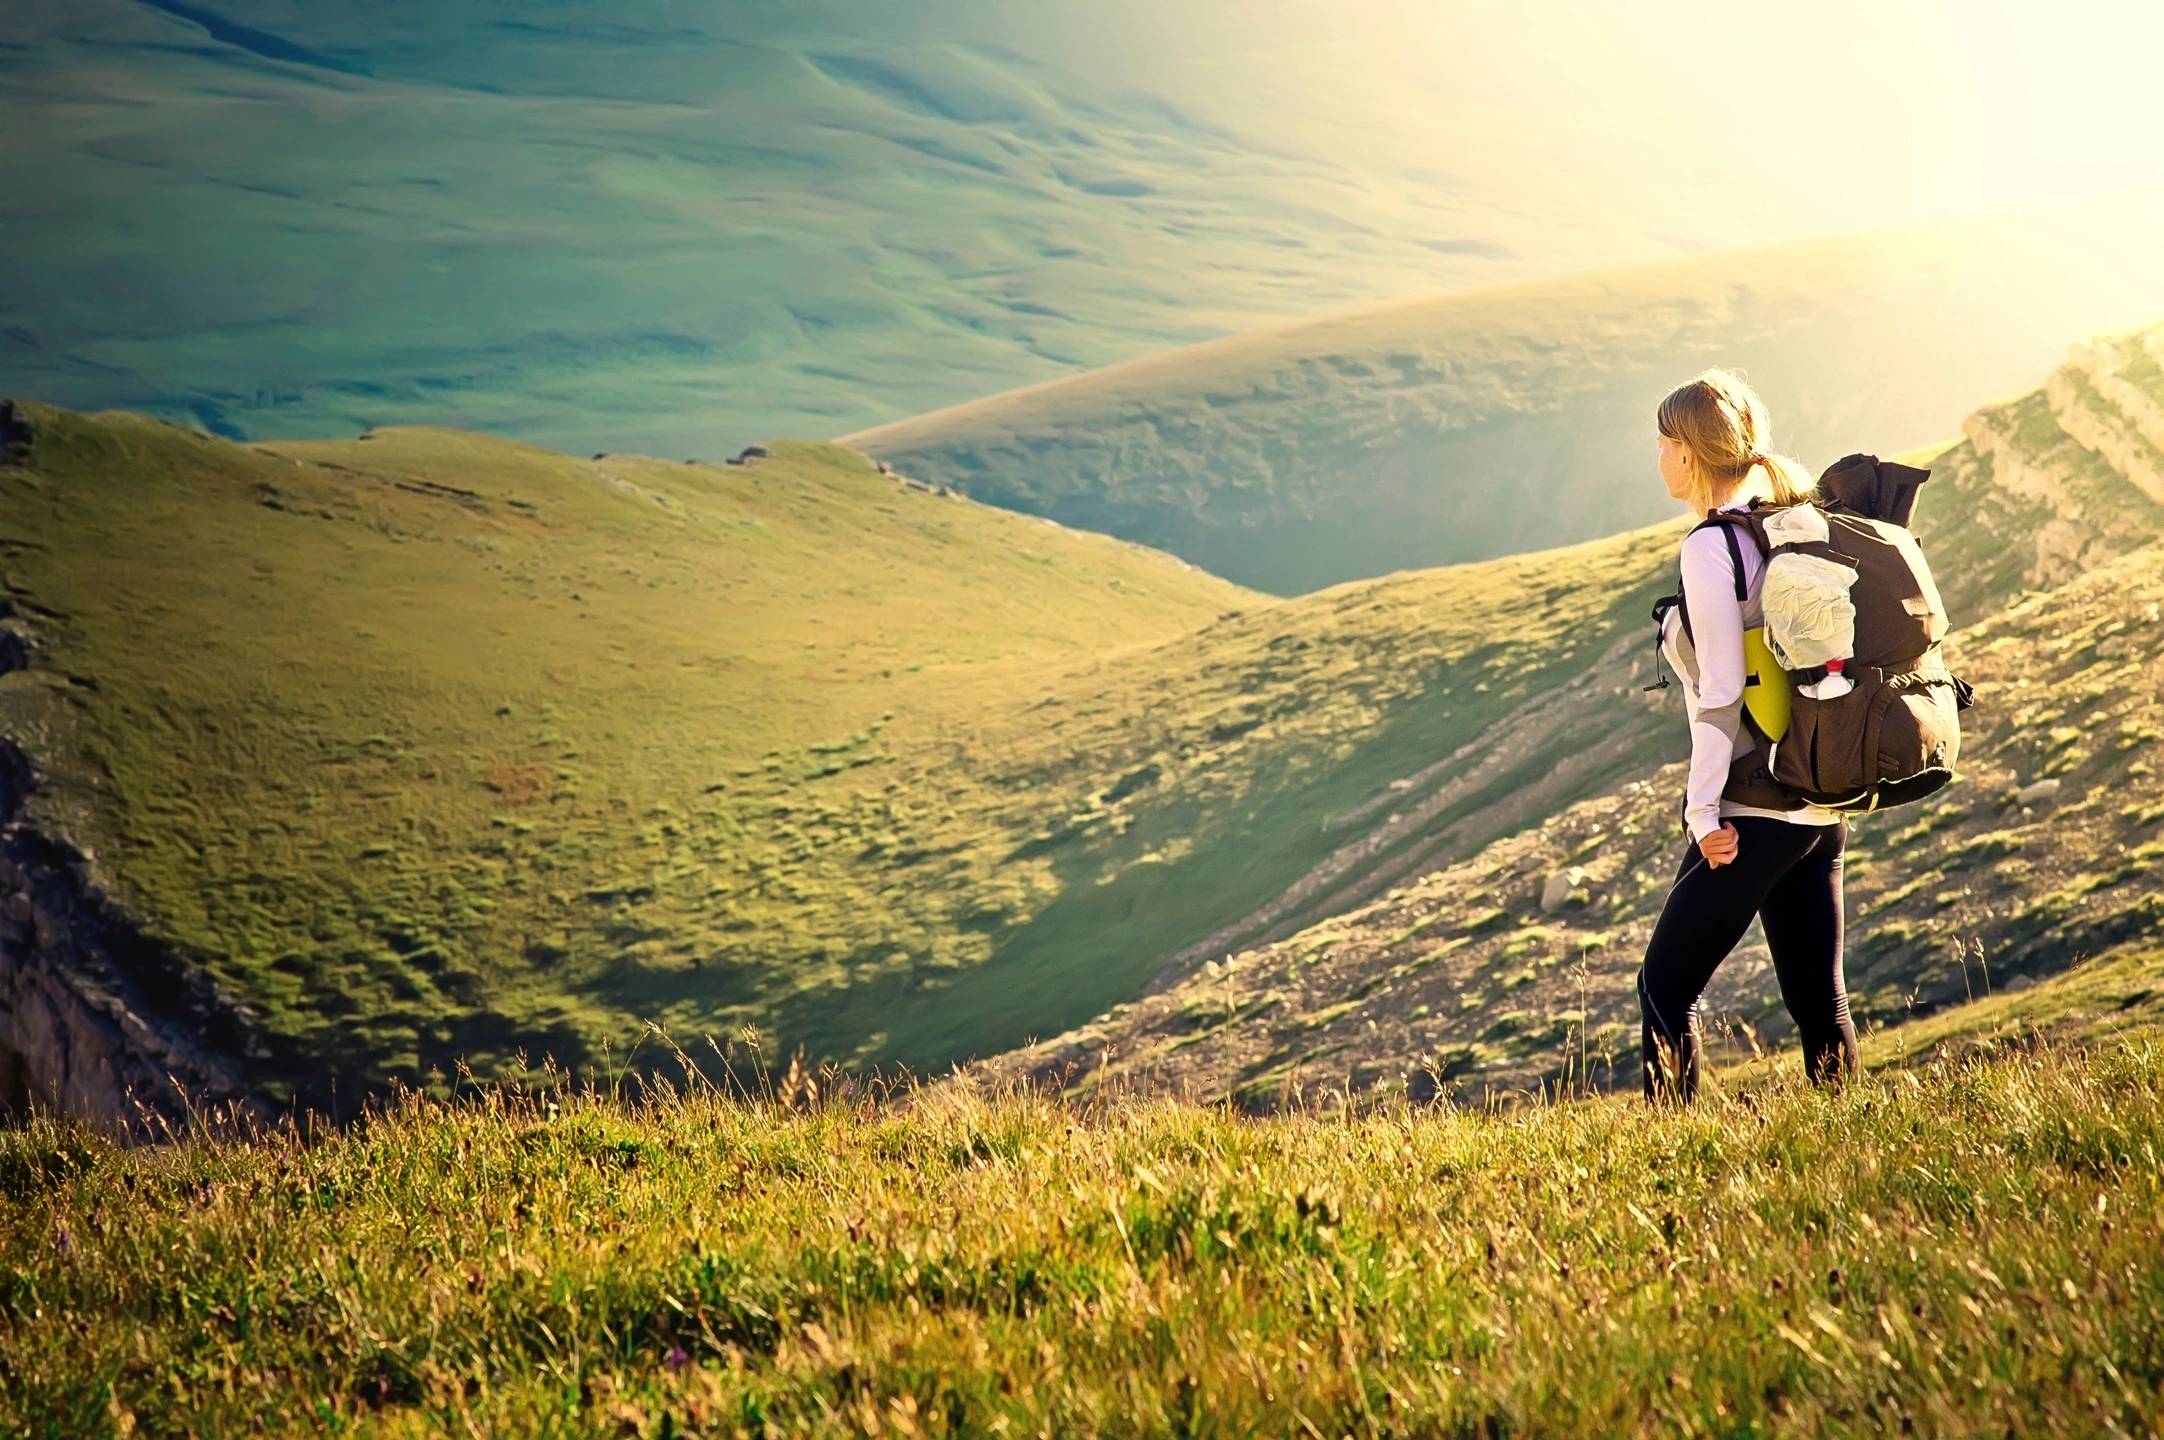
[{"left": 1638, "top": 368, "right": 1860, "bottom": 1103}]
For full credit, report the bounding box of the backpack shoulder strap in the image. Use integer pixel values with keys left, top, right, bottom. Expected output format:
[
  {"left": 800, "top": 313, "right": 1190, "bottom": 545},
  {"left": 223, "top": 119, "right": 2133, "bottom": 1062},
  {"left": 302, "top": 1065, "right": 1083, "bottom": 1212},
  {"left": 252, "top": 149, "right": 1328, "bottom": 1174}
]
[{"left": 1686, "top": 513, "right": 1751, "bottom": 602}]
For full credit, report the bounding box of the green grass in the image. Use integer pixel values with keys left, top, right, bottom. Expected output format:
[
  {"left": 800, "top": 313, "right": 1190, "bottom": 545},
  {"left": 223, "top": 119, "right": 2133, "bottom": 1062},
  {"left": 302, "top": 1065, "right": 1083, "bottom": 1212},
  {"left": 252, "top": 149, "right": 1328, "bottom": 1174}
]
[
  {"left": 1866, "top": 944, "right": 2164, "bottom": 1063},
  {"left": 5, "top": 1024, "right": 2164, "bottom": 1436}
]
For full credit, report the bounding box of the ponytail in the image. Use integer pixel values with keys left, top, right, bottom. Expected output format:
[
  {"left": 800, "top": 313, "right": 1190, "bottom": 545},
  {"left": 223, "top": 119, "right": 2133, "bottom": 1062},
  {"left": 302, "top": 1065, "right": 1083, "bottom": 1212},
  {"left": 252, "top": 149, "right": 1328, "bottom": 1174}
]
[{"left": 1754, "top": 451, "right": 1816, "bottom": 507}]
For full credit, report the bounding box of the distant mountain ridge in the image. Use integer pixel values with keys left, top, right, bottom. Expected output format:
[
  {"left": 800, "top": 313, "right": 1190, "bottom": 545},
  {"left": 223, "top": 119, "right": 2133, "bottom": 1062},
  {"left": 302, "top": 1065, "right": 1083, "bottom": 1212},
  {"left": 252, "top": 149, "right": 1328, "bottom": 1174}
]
[
  {"left": 846, "top": 203, "right": 2164, "bottom": 593},
  {"left": 2, "top": 1, "right": 1727, "bottom": 457}
]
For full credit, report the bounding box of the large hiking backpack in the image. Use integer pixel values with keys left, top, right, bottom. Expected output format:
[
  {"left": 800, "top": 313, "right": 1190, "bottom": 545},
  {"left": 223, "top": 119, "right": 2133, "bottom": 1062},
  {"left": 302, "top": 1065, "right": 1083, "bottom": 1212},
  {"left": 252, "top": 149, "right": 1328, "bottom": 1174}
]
[{"left": 1650, "top": 453, "right": 1977, "bottom": 813}]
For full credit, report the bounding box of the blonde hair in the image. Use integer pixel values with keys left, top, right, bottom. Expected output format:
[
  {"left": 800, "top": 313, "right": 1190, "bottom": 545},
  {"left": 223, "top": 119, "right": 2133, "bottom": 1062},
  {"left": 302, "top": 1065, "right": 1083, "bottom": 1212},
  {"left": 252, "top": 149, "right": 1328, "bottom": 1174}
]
[{"left": 1657, "top": 367, "right": 1816, "bottom": 518}]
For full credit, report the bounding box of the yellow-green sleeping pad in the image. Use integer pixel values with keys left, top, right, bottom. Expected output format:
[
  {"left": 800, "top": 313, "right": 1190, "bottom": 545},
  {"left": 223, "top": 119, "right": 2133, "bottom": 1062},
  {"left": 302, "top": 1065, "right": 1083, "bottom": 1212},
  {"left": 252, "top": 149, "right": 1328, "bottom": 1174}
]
[{"left": 1742, "top": 625, "right": 1792, "bottom": 741}]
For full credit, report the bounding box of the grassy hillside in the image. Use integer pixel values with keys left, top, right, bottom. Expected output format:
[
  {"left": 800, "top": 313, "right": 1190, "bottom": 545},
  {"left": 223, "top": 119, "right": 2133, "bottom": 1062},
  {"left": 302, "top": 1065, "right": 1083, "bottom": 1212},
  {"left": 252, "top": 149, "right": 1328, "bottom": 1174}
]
[
  {"left": 846, "top": 203, "right": 2164, "bottom": 593},
  {"left": 0, "top": 405, "right": 1253, "bottom": 1107},
  {"left": 6, "top": 322, "right": 2161, "bottom": 1114},
  {"left": 5, "top": 1021, "right": 2163, "bottom": 1435},
  {"left": 1, "top": 1, "right": 1779, "bottom": 456},
  {"left": 771, "top": 320, "right": 2164, "bottom": 1085},
  {"left": 963, "top": 322, "right": 2164, "bottom": 1108},
  {"left": 1, "top": 394, "right": 1696, "bottom": 1103}
]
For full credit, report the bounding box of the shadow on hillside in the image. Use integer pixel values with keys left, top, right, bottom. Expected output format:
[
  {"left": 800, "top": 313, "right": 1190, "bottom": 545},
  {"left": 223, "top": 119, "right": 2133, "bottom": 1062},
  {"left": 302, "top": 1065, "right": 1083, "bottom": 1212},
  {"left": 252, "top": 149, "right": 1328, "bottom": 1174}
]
[{"left": 765, "top": 564, "right": 1682, "bottom": 1080}]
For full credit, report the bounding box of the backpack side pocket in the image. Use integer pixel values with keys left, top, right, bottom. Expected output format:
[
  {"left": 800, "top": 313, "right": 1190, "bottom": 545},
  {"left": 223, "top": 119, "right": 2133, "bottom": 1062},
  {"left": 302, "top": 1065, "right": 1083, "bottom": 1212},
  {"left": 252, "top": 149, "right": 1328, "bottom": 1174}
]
[
  {"left": 1866, "top": 671, "right": 1962, "bottom": 808},
  {"left": 1771, "top": 676, "right": 1878, "bottom": 806}
]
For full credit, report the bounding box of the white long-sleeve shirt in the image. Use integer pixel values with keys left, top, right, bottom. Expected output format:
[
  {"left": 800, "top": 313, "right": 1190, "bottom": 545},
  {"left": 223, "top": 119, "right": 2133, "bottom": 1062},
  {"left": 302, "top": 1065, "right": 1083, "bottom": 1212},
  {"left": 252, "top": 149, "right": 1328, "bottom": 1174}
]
[{"left": 1658, "top": 498, "right": 1842, "bottom": 840}]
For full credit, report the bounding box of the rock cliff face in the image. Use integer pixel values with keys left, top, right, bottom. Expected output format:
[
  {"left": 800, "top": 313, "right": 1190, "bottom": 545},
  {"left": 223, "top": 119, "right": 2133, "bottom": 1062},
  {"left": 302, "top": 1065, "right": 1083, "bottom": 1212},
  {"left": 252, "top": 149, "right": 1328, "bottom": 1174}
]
[
  {"left": 1, "top": 703, "right": 273, "bottom": 1138},
  {"left": 1948, "top": 329, "right": 2164, "bottom": 602},
  {"left": 2049, "top": 330, "right": 2164, "bottom": 509},
  {"left": 1, "top": 405, "right": 271, "bottom": 1136}
]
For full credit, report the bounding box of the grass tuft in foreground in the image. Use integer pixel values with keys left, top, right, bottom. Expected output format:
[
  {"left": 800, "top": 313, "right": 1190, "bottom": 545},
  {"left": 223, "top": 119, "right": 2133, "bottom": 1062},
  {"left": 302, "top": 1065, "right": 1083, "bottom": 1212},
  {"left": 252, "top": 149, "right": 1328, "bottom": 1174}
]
[{"left": 3, "top": 1033, "right": 2162, "bottom": 1437}]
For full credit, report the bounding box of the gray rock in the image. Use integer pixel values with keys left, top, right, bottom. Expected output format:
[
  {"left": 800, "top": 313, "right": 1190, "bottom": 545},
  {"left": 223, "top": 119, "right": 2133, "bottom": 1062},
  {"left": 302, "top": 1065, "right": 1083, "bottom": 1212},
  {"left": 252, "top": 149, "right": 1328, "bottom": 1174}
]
[
  {"left": 2015, "top": 778, "right": 2062, "bottom": 806},
  {"left": 1540, "top": 866, "right": 1589, "bottom": 914},
  {"left": 0, "top": 623, "right": 37, "bottom": 672},
  {"left": 0, "top": 399, "right": 31, "bottom": 463}
]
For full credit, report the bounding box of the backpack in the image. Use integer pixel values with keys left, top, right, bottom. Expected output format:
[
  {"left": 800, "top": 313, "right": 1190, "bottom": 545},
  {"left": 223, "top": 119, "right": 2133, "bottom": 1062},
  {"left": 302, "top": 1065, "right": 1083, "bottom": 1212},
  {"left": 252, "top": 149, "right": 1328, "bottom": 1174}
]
[{"left": 1646, "top": 453, "right": 1977, "bottom": 813}]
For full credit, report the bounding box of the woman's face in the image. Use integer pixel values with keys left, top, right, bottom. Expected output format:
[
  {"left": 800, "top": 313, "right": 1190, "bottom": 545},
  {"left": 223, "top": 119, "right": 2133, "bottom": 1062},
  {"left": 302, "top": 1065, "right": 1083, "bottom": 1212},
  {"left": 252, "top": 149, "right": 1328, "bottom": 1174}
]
[{"left": 1657, "top": 430, "right": 1692, "bottom": 501}]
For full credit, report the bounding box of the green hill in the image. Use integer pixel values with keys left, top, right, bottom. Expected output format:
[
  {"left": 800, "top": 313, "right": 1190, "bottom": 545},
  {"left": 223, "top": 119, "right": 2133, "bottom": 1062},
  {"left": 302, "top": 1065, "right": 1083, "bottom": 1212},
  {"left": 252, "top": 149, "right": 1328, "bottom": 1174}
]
[
  {"left": 962, "top": 320, "right": 2164, "bottom": 1108},
  {"left": 0, "top": 408, "right": 1252, "bottom": 1114},
  {"left": 7, "top": 318, "right": 2163, "bottom": 1124},
  {"left": 845, "top": 204, "right": 2164, "bottom": 593},
  {"left": 1, "top": 391, "right": 1688, "bottom": 1114}
]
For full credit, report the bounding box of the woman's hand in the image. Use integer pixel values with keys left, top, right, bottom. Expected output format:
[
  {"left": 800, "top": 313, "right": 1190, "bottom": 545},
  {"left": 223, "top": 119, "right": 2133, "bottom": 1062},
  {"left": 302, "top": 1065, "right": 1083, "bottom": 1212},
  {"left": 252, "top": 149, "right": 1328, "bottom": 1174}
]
[{"left": 1699, "top": 820, "right": 1739, "bottom": 867}]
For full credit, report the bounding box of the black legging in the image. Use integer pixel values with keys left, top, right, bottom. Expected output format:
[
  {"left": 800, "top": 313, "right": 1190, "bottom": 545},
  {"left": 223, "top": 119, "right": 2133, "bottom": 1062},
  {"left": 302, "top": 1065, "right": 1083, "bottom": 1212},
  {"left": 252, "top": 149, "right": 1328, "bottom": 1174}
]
[{"left": 1637, "top": 814, "right": 1858, "bottom": 1101}]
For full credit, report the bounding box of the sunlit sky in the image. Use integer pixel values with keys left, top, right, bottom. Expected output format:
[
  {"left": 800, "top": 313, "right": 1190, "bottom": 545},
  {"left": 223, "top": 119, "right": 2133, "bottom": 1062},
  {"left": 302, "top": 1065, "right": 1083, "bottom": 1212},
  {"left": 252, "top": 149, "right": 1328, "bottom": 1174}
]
[
  {"left": 1014, "top": 0, "right": 2164, "bottom": 248},
  {"left": 1855, "top": 0, "right": 2164, "bottom": 217}
]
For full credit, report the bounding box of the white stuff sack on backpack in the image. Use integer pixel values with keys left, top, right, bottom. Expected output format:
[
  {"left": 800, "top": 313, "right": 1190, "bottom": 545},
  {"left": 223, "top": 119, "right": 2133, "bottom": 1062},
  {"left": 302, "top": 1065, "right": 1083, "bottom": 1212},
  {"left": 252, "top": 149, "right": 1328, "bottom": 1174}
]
[
  {"left": 1758, "top": 506, "right": 1859, "bottom": 672},
  {"left": 1763, "top": 553, "right": 1857, "bottom": 667}
]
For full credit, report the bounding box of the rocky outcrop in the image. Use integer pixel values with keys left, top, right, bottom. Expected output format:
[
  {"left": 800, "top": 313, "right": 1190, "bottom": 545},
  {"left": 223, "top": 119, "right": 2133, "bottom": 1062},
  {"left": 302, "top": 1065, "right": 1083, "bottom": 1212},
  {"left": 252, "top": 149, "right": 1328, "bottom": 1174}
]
[
  {"left": 0, "top": 399, "right": 29, "bottom": 463},
  {"left": 0, "top": 748, "right": 275, "bottom": 1137},
  {"left": 2051, "top": 333, "right": 2164, "bottom": 508},
  {"left": 2046, "top": 362, "right": 2164, "bottom": 510},
  {"left": 2064, "top": 331, "right": 2164, "bottom": 470},
  {"left": 1958, "top": 379, "right": 2152, "bottom": 592},
  {"left": 1959, "top": 406, "right": 2068, "bottom": 510}
]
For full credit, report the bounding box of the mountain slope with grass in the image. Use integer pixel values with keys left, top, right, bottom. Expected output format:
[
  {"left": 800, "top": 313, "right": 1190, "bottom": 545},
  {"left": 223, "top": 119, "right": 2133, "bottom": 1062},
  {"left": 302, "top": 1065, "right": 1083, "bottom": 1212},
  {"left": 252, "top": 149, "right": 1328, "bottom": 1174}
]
[
  {"left": 0, "top": 407, "right": 1255, "bottom": 1117},
  {"left": 846, "top": 202, "right": 2164, "bottom": 593},
  {"left": 1, "top": 393, "right": 1698, "bottom": 1116},
  {"left": 6, "top": 320, "right": 2163, "bottom": 1125},
  {"left": 961, "top": 321, "right": 2164, "bottom": 1108}
]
